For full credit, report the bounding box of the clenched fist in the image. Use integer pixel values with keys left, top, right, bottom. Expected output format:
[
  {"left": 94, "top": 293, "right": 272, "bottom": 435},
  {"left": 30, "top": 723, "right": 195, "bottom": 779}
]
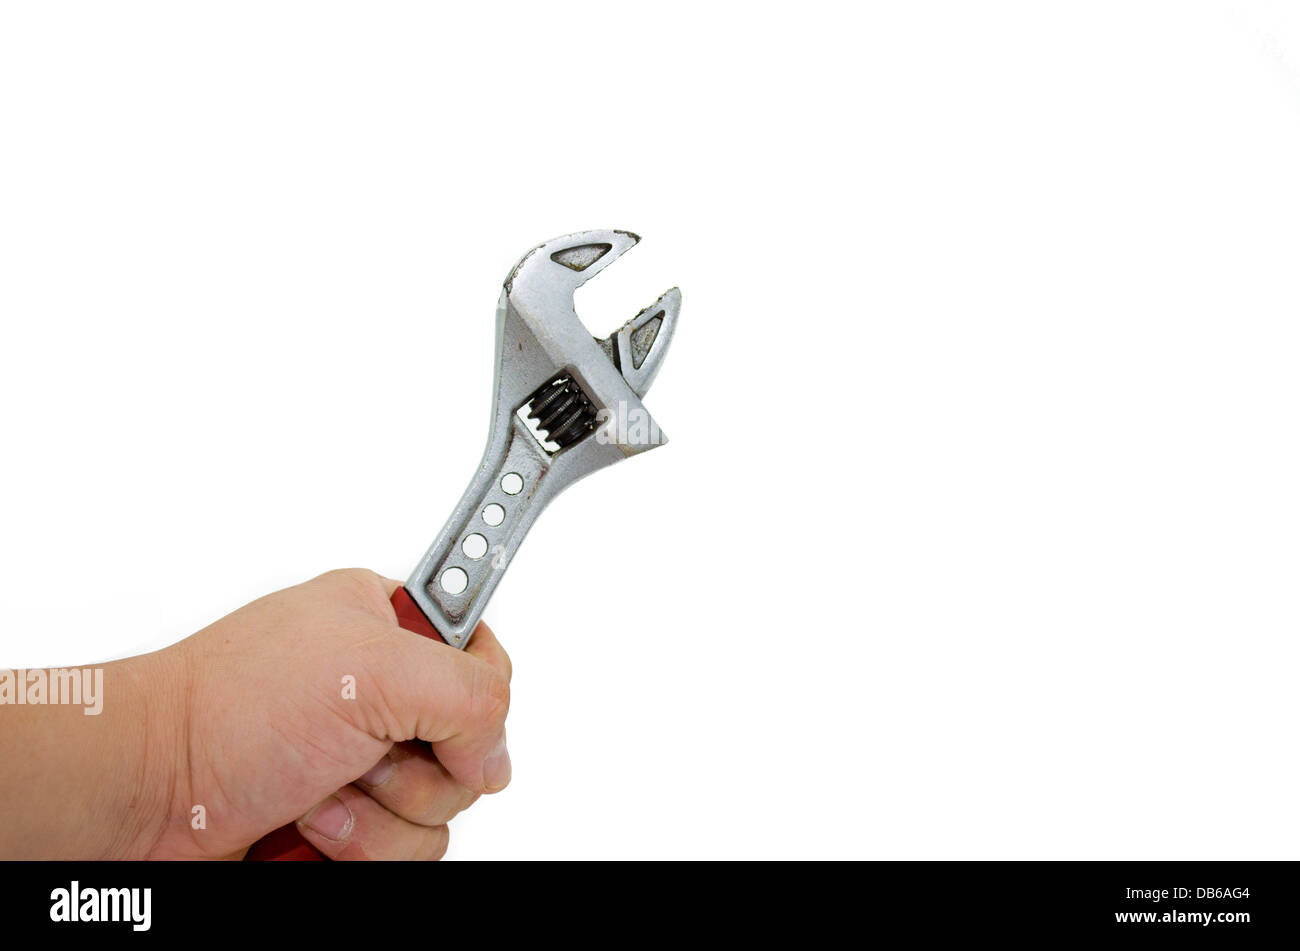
[{"left": 0, "top": 569, "right": 512, "bottom": 860}]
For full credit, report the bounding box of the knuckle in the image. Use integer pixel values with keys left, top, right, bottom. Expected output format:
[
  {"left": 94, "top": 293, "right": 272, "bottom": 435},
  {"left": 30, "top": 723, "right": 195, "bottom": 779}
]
[
  {"left": 323, "top": 567, "right": 387, "bottom": 606},
  {"left": 460, "top": 788, "right": 481, "bottom": 813},
  {"left": 421, "top": 825, "right": 450, "bottom": 861},
  {"left": 409, "top": 786, "right": 449, "bottom": 826},
  {"left": 422, "top": 786, "right": 476, "bottom": 825},
  {"left": 471, "top": 663, "right": 511, "bottom": 727},
  {"left": 320, "top": 566, "right": 368, "bottom": 585}
]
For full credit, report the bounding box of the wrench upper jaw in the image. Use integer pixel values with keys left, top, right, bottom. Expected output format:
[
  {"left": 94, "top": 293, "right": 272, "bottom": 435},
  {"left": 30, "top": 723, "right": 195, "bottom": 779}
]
[{"left": 504, "top": 229, "right": 641, "bottom": 299}]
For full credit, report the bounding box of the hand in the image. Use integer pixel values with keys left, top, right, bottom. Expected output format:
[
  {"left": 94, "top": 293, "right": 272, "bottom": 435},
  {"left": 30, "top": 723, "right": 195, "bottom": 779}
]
[{"left": 0, "top": 569, "right": 512, "bottom": 860}]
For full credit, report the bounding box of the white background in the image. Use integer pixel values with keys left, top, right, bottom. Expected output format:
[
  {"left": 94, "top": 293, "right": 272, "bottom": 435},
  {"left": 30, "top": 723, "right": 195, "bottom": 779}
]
[{"left": 2, "top": 2, "right": 1298, "bottom": 859}]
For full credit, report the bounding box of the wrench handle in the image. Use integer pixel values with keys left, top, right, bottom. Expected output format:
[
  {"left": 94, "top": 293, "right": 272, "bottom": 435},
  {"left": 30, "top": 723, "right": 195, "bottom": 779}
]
[
  {"left": 389, "top": 585, "right": 447, "bottom": 643},
  {"left": 243, "top": 587, "right": 445, "bottom": 861}
]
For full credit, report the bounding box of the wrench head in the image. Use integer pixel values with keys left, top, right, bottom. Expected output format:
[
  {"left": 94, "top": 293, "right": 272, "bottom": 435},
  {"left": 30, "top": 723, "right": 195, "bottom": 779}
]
[{"left": 493, "top": 226, "right": 681, "bottom": 457}]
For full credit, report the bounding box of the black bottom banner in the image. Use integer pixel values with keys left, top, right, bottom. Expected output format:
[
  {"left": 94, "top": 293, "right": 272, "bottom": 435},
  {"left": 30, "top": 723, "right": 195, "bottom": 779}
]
[{"left": 2, "top": 860, "right": 1293, "bottom": 941}]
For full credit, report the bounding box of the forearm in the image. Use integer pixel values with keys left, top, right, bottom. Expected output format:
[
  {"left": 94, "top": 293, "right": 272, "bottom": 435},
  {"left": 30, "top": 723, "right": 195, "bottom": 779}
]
[{"left": 0, "top": 647, "right": 187, "bottom": 858}]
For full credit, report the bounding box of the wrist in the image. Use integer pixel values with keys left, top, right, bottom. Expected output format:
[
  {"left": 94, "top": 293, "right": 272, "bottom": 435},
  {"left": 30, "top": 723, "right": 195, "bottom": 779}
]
[
  {"left": 0, "top": 646, "right": 191, "bottom": 859},
  {"left": 113, "top": 642, "right": 195, "bottom": 858}
]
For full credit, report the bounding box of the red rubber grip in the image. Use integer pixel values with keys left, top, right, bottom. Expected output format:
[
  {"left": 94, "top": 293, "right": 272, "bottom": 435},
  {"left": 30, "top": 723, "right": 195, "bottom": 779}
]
[{"left": 243, "top": 586, "right": 446, "bottom": 861}]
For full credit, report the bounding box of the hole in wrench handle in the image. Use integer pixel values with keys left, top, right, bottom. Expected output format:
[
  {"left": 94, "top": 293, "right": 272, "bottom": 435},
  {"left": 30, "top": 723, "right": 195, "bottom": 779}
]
[{"left": 242, "top": 586, "right": 446, "bottom": 861}]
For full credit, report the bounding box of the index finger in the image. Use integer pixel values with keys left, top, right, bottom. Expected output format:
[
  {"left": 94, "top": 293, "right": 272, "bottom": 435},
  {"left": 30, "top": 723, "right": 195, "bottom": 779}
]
[
  {"left": 383, "top": 578, "right": 511, "bottom": 684},
  {"left": 464, "top": 621, "right": 511, "bottom": 684}
]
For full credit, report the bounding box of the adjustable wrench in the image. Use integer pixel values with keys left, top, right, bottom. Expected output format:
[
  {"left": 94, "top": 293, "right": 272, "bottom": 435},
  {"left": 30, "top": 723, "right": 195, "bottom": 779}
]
[{"left": 246, "top": 229, "right": 680, "bottom": 860}]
